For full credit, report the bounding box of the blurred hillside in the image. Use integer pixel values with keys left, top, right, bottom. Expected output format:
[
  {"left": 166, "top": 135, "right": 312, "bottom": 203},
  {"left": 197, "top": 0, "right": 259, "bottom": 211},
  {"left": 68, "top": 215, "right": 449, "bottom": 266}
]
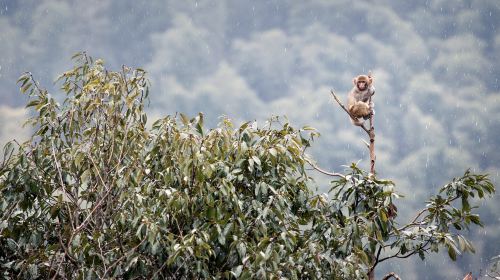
[{"left": 0, "top": 1, "right": 499, "bottom": 279}]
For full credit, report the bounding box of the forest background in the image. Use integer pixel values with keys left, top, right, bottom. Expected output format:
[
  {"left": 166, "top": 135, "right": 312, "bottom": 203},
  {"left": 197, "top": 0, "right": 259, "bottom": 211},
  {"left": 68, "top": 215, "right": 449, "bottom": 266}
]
[{"left": 0, "top": 1, "right": 499, "bottom": 279}]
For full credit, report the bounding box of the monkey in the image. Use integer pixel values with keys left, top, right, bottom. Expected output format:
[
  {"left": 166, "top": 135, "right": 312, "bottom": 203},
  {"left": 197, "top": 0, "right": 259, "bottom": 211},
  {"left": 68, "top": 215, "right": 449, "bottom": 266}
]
[{"left": 347, "top": 74, "right": 375, "bottom": 126}]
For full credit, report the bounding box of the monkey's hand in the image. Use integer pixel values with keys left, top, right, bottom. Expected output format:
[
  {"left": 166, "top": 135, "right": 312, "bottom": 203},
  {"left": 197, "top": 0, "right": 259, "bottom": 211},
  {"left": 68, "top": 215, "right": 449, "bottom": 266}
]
[
  {"left": 364, "top": 102, "right": 375, "bottom": 119},
  {"left": 369, "top": 86, "right": 375, "bottom": 96},
  {"left": 363, "top": 108, "right": 375, "bottom": 120}
]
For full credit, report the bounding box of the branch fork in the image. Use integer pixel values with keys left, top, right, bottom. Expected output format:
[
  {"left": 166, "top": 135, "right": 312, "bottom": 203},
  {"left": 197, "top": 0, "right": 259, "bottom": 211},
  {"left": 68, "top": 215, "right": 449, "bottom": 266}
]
[{"left": 330, "top": 89, "right": 376, "bottom": 175}]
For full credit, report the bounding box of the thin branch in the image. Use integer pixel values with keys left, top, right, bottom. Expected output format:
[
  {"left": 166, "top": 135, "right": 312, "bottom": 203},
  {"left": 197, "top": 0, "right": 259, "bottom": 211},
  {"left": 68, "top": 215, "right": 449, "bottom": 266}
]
[
  {"left": 367, "top": 95, "right": 376, "bottom": 174},
  {"left": 304, "top": 157, "right": 345, "bottom": 178},
  {"left": 57, "top": 228, "right": 78, "bottom": 265},
  {"left": 97, "top": 236, "right": 108, "bottom": 273},
  {"left": 190, "top": 134, "right": 196, "bottom": 188},
  {"left": 396, "top": 194, "right": 461, "bottom": 232},
  {"left": 369, "top": 245, "right": 383, "bottom": 274},
  {"left": 51, "top": 140, "right": 67, "bottom": 193},
  {"left": 51, "top": 139, "right": 78, "bottom": 231},
  {"left": 152, "top": 260, "right": 170, "bottom": 279},
  {"left": 50, "top": 254, "right": 64, "bottom": 280},
  {"left": 29, "top": 73, "right": 44, "bottom": 93},
  {"left": 397, "top": 209, "right": 428, "bottom": 232},
  {"left": 114, "top": 113, "right": 131, "bottom": 171},
  {"left": 102, "top": 236, "right": 147, "bottom": 277},
  {"left": 72, "top": 152, "right": 114, "bottom": 235},
  {"left": 377, "top": 240, "right": 431, "bottom": 264}
]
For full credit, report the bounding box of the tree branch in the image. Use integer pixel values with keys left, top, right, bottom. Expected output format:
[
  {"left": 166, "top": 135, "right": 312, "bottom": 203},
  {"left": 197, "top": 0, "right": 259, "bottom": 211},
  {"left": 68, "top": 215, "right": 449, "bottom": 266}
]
[
  {"left": 330, "top": 89, "right": 376, "bottom": 174},
  {"left": 377, "top": 240, "right": 431, "bottom": 264},
  {"left": 102, "top": 236, "right": 147, "bottom": 278},
  {"left": 367, "top": 95, "right": 376, "bottom": 175},
  {"left": 369, "top": 245, "right": 383, "bottom": 274},
  {"left": 304, "top": 157, "right": 345, "bottom": 178}
]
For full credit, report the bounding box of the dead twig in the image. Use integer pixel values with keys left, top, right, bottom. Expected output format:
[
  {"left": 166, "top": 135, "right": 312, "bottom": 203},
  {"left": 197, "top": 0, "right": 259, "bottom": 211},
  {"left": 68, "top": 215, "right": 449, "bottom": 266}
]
[{"left": 304, "top": 157, "right": 345, "bottom": 178}]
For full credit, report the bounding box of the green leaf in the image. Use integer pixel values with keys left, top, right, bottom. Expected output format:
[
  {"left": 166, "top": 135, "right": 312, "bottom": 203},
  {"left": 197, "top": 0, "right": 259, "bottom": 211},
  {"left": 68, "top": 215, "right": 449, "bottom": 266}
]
[
  {"left": 231, "top": 265, "right": 243, "bottom": 278},
  {"left": 2, "top": 141, "right": 15, "bottom": 161},
  {"left": 239, "top": 121, "right": 250, "bottom": 132},
  {"left": 400, "top": 243, "right": 407, "bottom": 255},
  {"left": 21, "top": 82, "right": 32, "bottom": 94},
  {"left": 1, "top": 53, "right": 495, "bottom": 280},
  {"left": 237, "top": 243, "right": 247, "bottom": 259},
  {"left": 379, "top": 209, "right": 388, "bottom": 222},
  {"left": 75, "top": 152, "right": 84, "bottom": 168},
  {"left": 302, "top": 126, "right": 316, "bottom": 131},
  {"left": 447, "top": 244, "right": 457, "bottom": 261},
  {"left": 252, "top": 156, "right": 261, "bottom": 166},
  {"left": 180, "top": 113, "right": 189, "bottom": 126},
  {"left": 25, "top": 100, "right": 40, "bottom": 108},
  {"left": 268, "top": 148, "right": 277, "bottom": 157},
  {"left": 469, "top": 214, "right": 482, "bottom": 226},
  {"left": 207, "top": 207, "right": 216, "bottom": 220},
  {"left": 16, "top": 75, "right": 28, "bottom": 84},
  {"left": 418, "top": 250, "right": 425, "bottom": 260},
  {"left": 196, "top": 122, "right": 204, "bottom": 136},
  {"left": 457, "top": 235, "right": 467, "bottom": 252},
  {"left": 71, "top": 52, "right": 83, "bottom": 59},
  {"left": 81, "top": 169, "right": 92, "bottom": 186}
]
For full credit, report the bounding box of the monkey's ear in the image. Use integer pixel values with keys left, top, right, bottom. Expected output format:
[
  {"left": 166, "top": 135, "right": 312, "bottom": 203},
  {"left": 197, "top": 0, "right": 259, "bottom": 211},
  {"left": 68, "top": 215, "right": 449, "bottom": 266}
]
[
  {"left": 368, "top": 76, "right": 373, "bottom": 85},
  {"left": 353, "top": 78, "right": 357, "bottom": 85}
]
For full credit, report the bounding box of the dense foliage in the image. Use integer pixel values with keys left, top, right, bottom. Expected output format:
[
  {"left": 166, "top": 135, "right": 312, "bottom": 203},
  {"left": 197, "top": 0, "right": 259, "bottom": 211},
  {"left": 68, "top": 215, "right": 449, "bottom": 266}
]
[
  {"left": 0, "top": 56, "right": 495, "bottom": 279},
  {"left": 2, "top": 3, "right": 500, "bottom": 277}
]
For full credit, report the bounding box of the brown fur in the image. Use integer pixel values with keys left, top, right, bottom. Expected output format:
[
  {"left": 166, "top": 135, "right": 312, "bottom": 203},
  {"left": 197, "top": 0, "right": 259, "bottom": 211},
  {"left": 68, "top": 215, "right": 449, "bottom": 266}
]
[
  {"left": 349, "top": 101, "right": 371, "bottom": 118},
  {"left": 347, "top": 74, "right": 375, "bottom": 126}
]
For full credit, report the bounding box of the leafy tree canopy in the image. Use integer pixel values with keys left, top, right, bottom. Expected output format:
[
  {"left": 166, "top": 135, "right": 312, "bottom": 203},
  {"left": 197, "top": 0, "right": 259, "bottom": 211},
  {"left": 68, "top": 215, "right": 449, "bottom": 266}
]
[{"left": 0, "top": 54, "right": 495, "bottom": 279}]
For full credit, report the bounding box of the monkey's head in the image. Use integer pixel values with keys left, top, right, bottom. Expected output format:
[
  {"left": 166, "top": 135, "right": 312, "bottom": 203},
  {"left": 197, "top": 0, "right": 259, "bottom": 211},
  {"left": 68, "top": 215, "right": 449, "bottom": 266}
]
[{"left": 354, "top": 75, "right": 372, "bottom": 91}]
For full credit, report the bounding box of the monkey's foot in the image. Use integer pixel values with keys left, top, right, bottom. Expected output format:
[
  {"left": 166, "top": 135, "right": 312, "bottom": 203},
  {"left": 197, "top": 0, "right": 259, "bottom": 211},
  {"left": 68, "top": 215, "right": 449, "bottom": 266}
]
[{"left": 363, "top": 110, "right": 375, "bottom": 120}]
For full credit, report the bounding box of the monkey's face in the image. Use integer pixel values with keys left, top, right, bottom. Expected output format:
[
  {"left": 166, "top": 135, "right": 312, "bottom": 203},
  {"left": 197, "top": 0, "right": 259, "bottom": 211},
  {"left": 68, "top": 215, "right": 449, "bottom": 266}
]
[
  {"left": 357, "top": 81, "right": 367, "bottom": 91},
  {"left": 354, "top": 75, "right": 371, "bottom": 91}
]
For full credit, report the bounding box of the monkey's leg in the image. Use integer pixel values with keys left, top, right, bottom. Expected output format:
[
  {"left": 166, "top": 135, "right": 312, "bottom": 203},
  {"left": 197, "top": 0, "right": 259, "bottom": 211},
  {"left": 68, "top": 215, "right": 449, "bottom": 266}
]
[
  {"left": 351, "top": 116, "right": 365, "bottom": 126},
  {"left": 363, "top": 102, "right": 375, "bottom": 120}
]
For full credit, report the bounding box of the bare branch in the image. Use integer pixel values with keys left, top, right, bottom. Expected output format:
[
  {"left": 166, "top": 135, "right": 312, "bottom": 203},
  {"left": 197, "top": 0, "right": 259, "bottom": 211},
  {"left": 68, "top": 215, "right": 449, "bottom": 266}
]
[
  {"left": 51, "top": 139, "right": 78, "bottom": 231},
  {"left": 304, "top": 157, "right": 345, "bottom": 178},
  {"left": 367, "top": 95, "right": 376, "bottom": 175},
  {"left": 50, "top": 254, "right": 64, "bottom": 280},
  {"left": 73, "top": 152, "right": 114, "bottom": 234},
  {"left": 397, "top": 208, "right": 428, "bottom": 232}
]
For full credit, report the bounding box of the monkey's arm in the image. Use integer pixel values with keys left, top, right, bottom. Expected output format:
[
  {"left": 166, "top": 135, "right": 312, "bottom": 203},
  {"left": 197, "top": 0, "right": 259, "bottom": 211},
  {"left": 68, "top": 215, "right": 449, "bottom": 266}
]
[
  {"left": 347, "top": 91, "right": 356, "bottom": 112},
  {"left": 369, "top": 85, "right": 375, "bottom": 96},
  {"left": 331, "top": 90, "right": 370, "bottom": 133}
]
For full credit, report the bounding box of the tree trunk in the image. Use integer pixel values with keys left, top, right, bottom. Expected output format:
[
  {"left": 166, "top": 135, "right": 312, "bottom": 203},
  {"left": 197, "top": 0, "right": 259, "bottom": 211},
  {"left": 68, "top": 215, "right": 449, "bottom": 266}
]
[
  {"left": 368, "top": 97, "right": 376, "bottom": 175},
  {"left": 368, "top": 268, "right": 375, "bottom": 280}
]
